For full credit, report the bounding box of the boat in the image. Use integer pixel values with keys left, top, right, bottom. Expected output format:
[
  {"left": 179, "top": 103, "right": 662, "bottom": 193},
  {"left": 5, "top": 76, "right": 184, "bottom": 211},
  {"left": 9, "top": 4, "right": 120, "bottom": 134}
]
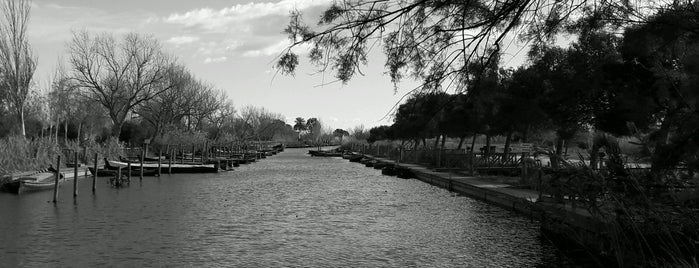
[
  {"left": 381, "top": 166, "right": 398, "bottom": 176},
  {"left": 105, "top": 159, "right": 219, "bottom": 173},
  {"left": 19, "top": 180, "right": 57, "bottom": 194},
  {"left": 1, "top": 172, "right": 62, "bottom": 194},
  {"left": 308, "top": 150, "right": 342, "bottom": 157},
  {"left": 348, "top": 155, "right": 364, "bottom": 162},
  {"left": 373, "top": 162, "right": 388, "bottom": 169},
  {"left": 89, "top": 167, "right": 159, "bottom": 177}
]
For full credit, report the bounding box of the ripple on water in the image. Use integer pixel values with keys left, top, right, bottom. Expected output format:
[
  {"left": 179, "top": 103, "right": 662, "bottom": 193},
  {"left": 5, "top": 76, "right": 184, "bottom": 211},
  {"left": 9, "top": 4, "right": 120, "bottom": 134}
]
[{"left": 0, "top": 148, "right": 573, "bottom": 267}]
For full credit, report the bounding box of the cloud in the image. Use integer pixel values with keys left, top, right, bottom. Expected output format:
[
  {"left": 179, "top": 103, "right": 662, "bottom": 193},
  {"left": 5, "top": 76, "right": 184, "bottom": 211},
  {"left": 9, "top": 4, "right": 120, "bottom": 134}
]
[
  {"left": 242, "top": 39, "right": 311, "bottom": 57},
  {"left": 166, "top": 35, "right": 200, "bottom": 46},
  {"left": 164, "top": 0, "right": 330, "bottom": 32},
  {"left": 204, "top": 56, "right": 228, "bottom": 63}
]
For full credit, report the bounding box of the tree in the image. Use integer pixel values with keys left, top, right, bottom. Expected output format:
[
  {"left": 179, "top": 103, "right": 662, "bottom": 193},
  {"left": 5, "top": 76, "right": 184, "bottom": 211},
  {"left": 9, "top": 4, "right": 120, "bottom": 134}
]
[
  {"left": 136, "top": 64, "right": 199, "bottom": 137},
  {"left": 333, "top": 128, "right": 349, "bottom": 143},
  {"left": 0, "top": 0, "right": 36, "bottom": 137},
  {"left": 278, "top": 0, "right": 661, "bottom": 92},
  {"left": 305, "top": 117, "right": 322, "bottom": 141},
  {"left": 293, "top": 117, "right": 306, "bottom": 132},
  {"left": 68, "top": 31, "right": 174, "bottom": 137},
  {"left": 367, "top": 125, "right": 393, "bottom": 143},
  {"left": 614, "top": 5, "right": 699, "bottom": 172}
]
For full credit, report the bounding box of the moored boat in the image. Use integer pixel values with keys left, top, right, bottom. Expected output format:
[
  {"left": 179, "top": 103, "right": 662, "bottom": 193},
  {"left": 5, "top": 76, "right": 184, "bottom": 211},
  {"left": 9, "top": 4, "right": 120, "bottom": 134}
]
[
  {"left": 89, "top": 167, "right": 159, "bottom": 177},
  {"left": 1, "top": 172, "right": 61, "bottom": 194},
  {"left": 105, "top": 159, "right": 218, "bottom": 173}
]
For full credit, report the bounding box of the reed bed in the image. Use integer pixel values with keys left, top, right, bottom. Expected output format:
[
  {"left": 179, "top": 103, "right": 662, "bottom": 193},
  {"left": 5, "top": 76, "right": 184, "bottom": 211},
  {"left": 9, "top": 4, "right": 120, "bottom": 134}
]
[{"left": 0, "top": 136, "right": 124, "bottom": 176}]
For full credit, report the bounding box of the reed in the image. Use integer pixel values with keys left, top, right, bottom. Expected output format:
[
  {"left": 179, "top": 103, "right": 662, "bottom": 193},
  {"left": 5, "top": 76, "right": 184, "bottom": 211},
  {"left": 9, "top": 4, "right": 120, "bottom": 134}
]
[
  {"left": 527, "top": 136, "right": 699, "bottom": 267},
  {"left": 0, "top": 136, "right": 60, "bottom": 174},
  {"left": 0, "top": 136, "right": 124, "bottom": 175}
]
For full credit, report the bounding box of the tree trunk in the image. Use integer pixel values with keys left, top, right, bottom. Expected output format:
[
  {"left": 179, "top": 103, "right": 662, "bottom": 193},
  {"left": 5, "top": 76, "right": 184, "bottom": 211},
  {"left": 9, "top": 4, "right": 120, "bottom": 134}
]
[
  {"left": 111, "top": 121, "right": 124, "bottom": 138},
  {"left": 485, "top": 134, "right": 492, "bottom": 162},
  {"left": 18, "top": 105, "right": 25, "bottom": 137},
  {"left": 54, "top": 116, "right": 59, "bottom": 143},
  {"left": 589, "top": 143, "right": 600, "bottom": 169},
  {"left": 433, "top": 135, "right": 440, "bottom": 149},
  {"left": 503, "top": 131, "right": 513, "bottom": 162},
  {"left": 457, "top": 136, "right": 465, "bottom": 150},
  {"left": 552, "top": 137, "right": 565, "bottom": 168},
  {"left": 64, "top": 120, "right": 68, "bottom": 143},
  {"left": 522, "top": 125, "right": 530, "bottom": 143},
  {"left": 470, "top": 134, "right": 477, "bottom": 153},
  {"left": 77, "top": 122, "right": 83, "bottom": 144},
  {"left": 441, "top": 135, "right": 446, "bottom": 149}
]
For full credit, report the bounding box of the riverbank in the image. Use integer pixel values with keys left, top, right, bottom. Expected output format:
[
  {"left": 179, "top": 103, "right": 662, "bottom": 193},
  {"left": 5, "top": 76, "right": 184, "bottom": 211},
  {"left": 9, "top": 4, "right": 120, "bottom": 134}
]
[{"left": 355, "top": 152, "right": 613, "bottom": 265}]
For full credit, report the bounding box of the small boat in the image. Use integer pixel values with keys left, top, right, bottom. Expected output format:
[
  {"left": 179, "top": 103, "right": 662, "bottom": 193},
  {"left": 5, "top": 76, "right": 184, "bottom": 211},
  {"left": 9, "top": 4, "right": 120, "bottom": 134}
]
[
  {"left": 348, "top": 155, "right": 364, "bottom": 162},
  {"left": 105, "top": 159, "right": 218, "bottom": 173},
  {"left": 396, "top": 167, "right": 415, "bottom": 179},
  {"left": 19, "top": 180, "right": 57, "bottom": 194},
  {"left": 381, "top": 166, "right": 398, "bottom": 176},
  {"left": 89, "top": 167, "right": 159, "bottom": 177},
  {"left": 308, "top": 150, "right": 342, "bottom": 157},
  {"left": 373, "top": 162, "right": 388, "bottom": 169},
  {"left": 1, "top": 171, "right": 61, "bottom": 194}
]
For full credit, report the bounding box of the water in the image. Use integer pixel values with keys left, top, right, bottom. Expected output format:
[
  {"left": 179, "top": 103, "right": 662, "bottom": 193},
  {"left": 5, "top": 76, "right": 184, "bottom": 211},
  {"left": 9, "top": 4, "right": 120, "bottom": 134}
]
[{"left": 0, "top": 148, "right": 574, "bottom": 267}]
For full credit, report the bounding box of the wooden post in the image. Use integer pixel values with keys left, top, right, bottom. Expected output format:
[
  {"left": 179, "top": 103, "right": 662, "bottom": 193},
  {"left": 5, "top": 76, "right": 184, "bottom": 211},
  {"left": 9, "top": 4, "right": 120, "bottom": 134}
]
[
  {"left": 521, "top": 152, "right": 528, "bottom": 182},
  {"left": 191, "top": 144, "right": 195, "bottom": 163},
  {"left": 117, "top": 167, "right": 122, "bottom": 185},
  {"left": 144, "top": 143, "right": 149, "bottom": 159},
  {"left": 140, "top": 148, "right": 145, "bottom": 180},
  {"left": 73, "top": 152, "right": 79, "bottom": 197},
  {"left": 92, "top": 153, "right": 98, "bottom": 192},
  {"left": 205, "top": 140, "right": 209, "bottom": 161},
  {"left": 168, "top": 149, "right": 173, "bottom": 174},
  {"left": 200, "top": 144, "right": 205, "bottom": 163},
  {"left": 53, "top": 155, "right": 61, "bottom": 203},
  {"left": 179, "top": 144, "right": 183, "bottom": 164},
  {"left": 469, "top": 152, "right": 475, "bottom": 176},
  {"left": 127, "top": 162, "right": 132, "bottom": 182},
  {"left": 158, "top": 150, "right": 162, "bottom": 177}
]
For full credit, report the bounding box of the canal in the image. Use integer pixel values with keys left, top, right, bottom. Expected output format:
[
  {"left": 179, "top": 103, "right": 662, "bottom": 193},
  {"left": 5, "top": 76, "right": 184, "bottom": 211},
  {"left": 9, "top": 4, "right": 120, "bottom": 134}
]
[{"left": 0, "top": 148, "right": 575, "bottom": 267}]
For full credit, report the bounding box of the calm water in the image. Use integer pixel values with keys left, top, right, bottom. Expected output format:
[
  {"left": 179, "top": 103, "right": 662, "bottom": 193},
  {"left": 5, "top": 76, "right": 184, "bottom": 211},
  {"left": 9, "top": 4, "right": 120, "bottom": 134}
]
[{"left": 0, "top": 148, "right": 573, "bottom": 267}]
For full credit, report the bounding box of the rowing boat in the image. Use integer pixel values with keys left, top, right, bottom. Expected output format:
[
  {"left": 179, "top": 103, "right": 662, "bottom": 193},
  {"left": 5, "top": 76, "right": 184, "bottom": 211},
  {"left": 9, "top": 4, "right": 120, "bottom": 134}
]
[{"left": 105, "top": 159, "right": 219, "bottom": 173}]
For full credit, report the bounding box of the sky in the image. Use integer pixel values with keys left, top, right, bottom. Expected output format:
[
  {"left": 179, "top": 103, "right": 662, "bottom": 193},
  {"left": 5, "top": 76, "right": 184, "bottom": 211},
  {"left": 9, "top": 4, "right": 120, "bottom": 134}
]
[{"left": 27, "top": 0, "right": 529, "bottom": 131}]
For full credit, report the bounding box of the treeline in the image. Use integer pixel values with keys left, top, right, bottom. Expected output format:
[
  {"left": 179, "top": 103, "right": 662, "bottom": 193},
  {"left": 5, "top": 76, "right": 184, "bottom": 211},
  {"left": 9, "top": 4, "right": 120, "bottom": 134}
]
[
  {"left": 0, "top": 1, "right": 298, "bottom": 146},
  {"left": 366, "top": 5, "right": 698, "bottom": 173}
]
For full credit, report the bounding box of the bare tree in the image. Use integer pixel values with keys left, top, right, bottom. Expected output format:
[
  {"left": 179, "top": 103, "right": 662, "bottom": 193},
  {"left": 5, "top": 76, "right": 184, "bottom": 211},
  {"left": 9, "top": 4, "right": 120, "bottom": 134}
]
[
  {"left": 136, "top": 64, "right": 196, "bottom": 137},
  {"left": 68, "top": 31, "right": 174, "bottom": 137},
  {"left": 0, "top": 0, "right": 36, "bottom": 137}
]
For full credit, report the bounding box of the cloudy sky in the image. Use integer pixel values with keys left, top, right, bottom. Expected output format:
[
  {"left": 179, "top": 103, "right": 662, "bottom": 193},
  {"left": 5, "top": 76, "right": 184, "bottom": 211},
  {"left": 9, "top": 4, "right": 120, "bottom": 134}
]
[{"left": 28, "top": 0, "right": 527, "bottom": 130}]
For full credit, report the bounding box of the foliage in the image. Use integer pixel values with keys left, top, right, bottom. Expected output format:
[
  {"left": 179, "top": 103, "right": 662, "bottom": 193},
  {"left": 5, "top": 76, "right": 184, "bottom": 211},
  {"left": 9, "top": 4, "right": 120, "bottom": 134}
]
[
  {"left": 367, "top": 125, "right": 393, "bottom": 143},
  {"left": 0, "top": 0, "right": 35, "bottom": 137},
  {"left": 68, "top": 31, "right": 174, "bottom": 137}
]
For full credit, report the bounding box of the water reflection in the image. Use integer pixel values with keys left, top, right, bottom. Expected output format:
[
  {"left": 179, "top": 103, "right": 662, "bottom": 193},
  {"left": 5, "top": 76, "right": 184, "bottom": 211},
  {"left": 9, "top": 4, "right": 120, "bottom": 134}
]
[{"left": 0, "top": 148, "right": 574, "bottom": 267}]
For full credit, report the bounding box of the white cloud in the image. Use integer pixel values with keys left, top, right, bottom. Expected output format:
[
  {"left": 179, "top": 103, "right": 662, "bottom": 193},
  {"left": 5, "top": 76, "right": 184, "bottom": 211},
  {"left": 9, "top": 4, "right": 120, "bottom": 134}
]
[
  {"left": 164, "top": 0, "right": 330, "bottom": 32},
  {"left": 166, "top": 35, "right": 200, "bottom": 45},
  {"left": 204, "top": 56, "right": 228, "bottom": 63},
  {"left": 242, "top": 39, "right": 311, "bottom": 57}
]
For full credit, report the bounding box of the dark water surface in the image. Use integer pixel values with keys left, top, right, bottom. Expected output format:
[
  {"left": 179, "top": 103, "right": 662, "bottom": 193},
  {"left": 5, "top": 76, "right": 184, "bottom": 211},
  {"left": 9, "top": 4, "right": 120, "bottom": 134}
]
[{"left": 0, "top": 148, "right": 573, "bottom": 267}]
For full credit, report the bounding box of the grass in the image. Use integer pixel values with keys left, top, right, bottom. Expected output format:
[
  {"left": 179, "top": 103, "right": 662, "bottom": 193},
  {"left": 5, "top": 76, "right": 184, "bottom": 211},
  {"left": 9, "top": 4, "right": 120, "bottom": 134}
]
[{"left": 0, "top": 136, "right": 124, "bottom": 176}]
